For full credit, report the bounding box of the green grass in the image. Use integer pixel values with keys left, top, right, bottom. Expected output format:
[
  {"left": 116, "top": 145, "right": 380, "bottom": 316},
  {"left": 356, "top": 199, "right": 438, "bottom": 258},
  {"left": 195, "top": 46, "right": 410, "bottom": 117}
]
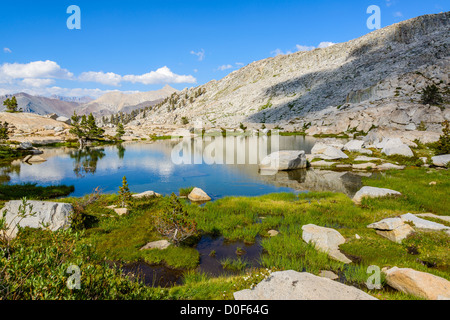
[
  {"left": 0, "top": 183, "right": 75, "bottom": 201},
  {"left": 179, "top": 186, "right": 194, "bottom": 197}
]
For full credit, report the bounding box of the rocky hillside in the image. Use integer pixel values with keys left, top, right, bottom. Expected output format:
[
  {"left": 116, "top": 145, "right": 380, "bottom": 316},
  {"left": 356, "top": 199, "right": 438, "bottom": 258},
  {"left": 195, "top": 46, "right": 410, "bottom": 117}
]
[{"left": 134, "top": 12, "right": 449, "bottom": 133}]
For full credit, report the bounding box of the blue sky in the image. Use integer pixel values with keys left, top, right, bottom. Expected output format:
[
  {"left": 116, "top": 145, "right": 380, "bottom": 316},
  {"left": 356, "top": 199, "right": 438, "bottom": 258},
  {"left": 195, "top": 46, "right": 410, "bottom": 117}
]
[{"left": 0, "top": 0, "right": 448, "bottom": 98}]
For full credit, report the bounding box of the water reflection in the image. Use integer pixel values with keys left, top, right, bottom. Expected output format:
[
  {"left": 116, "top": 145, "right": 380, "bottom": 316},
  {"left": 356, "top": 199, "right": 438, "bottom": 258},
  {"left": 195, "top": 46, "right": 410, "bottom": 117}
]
[
  {"left": 69, "top": 147, "right": 106, "bottom": 177},
  {"left": 1, "top": 136, "right": 365, "bottom": 198}
]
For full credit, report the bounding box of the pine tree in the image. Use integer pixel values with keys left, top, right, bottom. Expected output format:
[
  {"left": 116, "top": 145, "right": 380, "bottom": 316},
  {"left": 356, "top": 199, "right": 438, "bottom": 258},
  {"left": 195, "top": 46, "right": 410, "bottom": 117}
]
[
  {"left": 115, "top": 123, "right": 125, "bottom": 139},
  {"left": 3, "top": 96, "right": 20, "bottom": 113},
  {"left": 118, "top": 176, "right": 132, "bottom": 208}
]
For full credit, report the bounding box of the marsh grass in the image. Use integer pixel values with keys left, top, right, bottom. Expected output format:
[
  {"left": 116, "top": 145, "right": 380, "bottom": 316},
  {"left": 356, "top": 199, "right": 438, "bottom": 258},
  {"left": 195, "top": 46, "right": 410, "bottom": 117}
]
[{"left": 0, "top": 183, "right": 75, "bottom": 200}]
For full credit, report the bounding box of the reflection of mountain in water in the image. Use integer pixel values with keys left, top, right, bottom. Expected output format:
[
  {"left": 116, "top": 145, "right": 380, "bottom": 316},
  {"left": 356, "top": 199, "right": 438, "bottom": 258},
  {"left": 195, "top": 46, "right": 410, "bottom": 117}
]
[{"left": 259, "top": 169, "right": 366, "bottom": 197}]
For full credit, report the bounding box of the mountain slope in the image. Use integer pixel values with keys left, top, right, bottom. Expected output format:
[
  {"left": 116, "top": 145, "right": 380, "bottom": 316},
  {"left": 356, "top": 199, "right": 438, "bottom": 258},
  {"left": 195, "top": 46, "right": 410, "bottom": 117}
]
[
  {"left": 78, "top": 85, "right": 178, "bottom": 116},
  {"left": 137, "top": 12, "right": 449, "bottom": 127},
  {"left": 0, "top": 93, "right": 81, "bottom": 117}
]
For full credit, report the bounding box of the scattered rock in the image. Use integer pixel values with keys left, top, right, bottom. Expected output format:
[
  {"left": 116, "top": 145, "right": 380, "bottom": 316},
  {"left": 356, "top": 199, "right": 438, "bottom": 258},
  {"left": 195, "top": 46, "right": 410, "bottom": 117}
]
[
  {"left": 381, "top": 140, "right": 414, "bottom": 157},
  {"left": 233, "top": 271, "right": 377, "bottom": 300},
  {"left": 56, "top": 116, "right": 71, "bottom": 124},
  {"left": 354, "top": 156, "right": 382, "bottom": 162},
  {"left": 415, "top": 213, "right": 450, "bottom": 223},
  {"left": 188, "top": 187, "right": 212, "bottom": 202},
  {"left": 343, "top": 140, "right": 364, "bottom": 152},
  {"left": 367, "top": 217, "right": 404, "bottom": 231},
  {"left": 376, "top": 163, "right": 405, "bottom": 170},
  {"left": 383, "top": 267, "right": 450, "bottom": 300},
  {"left": 400, "top": 213, "right": 450, "bottom": 232},
  {"left": 0, "top": 200, "right": 74, "bottom": 239},
  {"left": 352, "top": 162, "right": 377, "bottom": 170},
  {"left": 114, "top": 208, "right": 129, "bottom": 216},
  {"left": 268, "top": 230, "right": 279, "bottom": 237},
  {"left": 106, "top": 205, "right": 117, "bottom": 210},
  {"left": 376, "top": 224, "right": 415, "bottom": 243},
  {"left": 355, "top": 234, "right": 361, "bottom": 240},
  {"left": 259, "top": 150, "right": 307, "bottom": 172},
  {"left": 132, "top": 191, "right": 162, "bottom": 199},
  {"left": 301, "top": 224, "right": 352, "bottom": 264},
  {"left": 140, "top": 240, "right": 171, "bottom": 251},
  {"left": 319, "top": 270, "right": 339, "bottom": 280},
  {"left": 431, "top": 154, "right": 450, "bottom": 167},
  {"left": 310, "top": 160, "right": 338, "bottom": 168},
  {"left": 352, "top": 186, "right": 402, "bottom": 204},
  {"left": 18, "top": 142, "right": 33, "bottom": 150}
]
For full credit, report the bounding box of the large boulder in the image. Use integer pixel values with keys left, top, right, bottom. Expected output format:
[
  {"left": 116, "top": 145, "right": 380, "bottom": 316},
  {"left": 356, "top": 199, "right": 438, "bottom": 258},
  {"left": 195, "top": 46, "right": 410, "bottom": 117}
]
[
  {"left": 259, "top": 150, "right": 307, "bottom": 172},
  {"left": 301, "top": 224, "right": 352, "bottom": 264},
  {"left": 380, "top": 138, "right": 414, "bottom": 157},
  {"left": 0, "top": 200, "right": 74, "bottom": 239},
  {"left": 352, "top": 186, "right": 402, "bottom": 204},
  {"left": 367, "top": 217, "right": 414, "bottom": 243},
  {"left": 431, "top": 154, "right": 450, "bottom": 167},
  {"left": 233, "top": 271, "right": 377, "bottom": 300},
  {"left": 383, "top": 267, "right": 450, "bottom": 300},
  {"left": 343, "top": 140, "right": 365, "bottom": 152},
  {"left": 56, "top": 116, "right": 71, "bottom": 125},
  {"left": 188, "top": 187, "right": 212, "bottom": 202}
]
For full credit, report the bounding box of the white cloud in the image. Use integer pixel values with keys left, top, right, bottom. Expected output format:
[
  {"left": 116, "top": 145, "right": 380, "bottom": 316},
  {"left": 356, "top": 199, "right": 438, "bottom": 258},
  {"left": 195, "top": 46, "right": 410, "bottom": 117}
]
[
  {"left": 0, "top": 60, "right": 73, "bottom": 80},
  {"left": 235, "top": 62, "right": 245, "bottom": 66},
  {"left": 393, "top": 11, "right": 403, "bottom": 17},
  {"left": 190, "top": 49, "right": 205, "bottom": 61},
  {"left": 3, "top": 48, "right": 12, "bottom": 53},
  {"left": 21, "top": 78, "right": 55, "bottom": 88},
  {"left": 79, "top": 71, "right": 122, "bottom": 86},
  {"left": 217, "top": 64, "right": 233, "bottom": 71},
  {"left": 123, "top": 66, "right": 196, "bottom": 85}
]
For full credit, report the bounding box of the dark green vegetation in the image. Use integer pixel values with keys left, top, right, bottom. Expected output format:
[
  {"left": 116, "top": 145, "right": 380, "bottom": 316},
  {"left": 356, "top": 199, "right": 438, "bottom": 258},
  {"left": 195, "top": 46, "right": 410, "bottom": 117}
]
[
  {"left": 0, "top": 145, "right": 30, "bottom": 161},
  {"left": 0, "top": 183, "right": 75, "bottom": 201},
  {"left": 421, "top": 84, "right": 444, "bottom": 106},
  {"left": 1, "top": 168, "right": 449, "bottom": 300},
  {"left": 429, "top": 120, "right": 450, "bottom": 155},
  {"left": 2, "top": 96, "right": 21, "bottom": 113}
]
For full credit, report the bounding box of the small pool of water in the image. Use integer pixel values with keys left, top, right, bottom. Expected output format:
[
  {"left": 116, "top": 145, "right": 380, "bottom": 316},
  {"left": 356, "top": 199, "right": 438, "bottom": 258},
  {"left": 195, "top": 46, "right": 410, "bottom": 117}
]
[{"left": 116, "top": 235, "right": 264, "bottom": 288}]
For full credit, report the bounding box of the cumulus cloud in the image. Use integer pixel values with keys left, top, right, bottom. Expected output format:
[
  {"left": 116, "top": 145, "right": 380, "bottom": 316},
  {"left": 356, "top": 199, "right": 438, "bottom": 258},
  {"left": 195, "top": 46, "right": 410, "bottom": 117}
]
[
  {"left": 3, "top": 48, "right": 12, "bottom": 53},
  {"left": 21, "top": 78, "right": 55, "bottom": 88},
  {"left": 0, "top": 60, "right": 73, "bottom": 80},
  {"left": 190, "top": 49, "right": 205, "bottom": 61},
  {"left": 122, "top": 66, "right": 196, "bottom": 85},
  {"left": 79, "top": 71, "right": 122, "bottom": 86},
  {"left": 393, "top": 11, "right": 403, "bottom": 17}
]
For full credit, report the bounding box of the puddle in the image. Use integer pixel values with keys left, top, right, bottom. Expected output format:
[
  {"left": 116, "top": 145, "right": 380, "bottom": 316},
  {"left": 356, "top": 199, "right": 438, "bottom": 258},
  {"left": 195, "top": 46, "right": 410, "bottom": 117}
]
[
  {"left": 195, "top": 235, "right": 263, "bottom": 277},
  {"left": 115, "top": 235, "right": 264, "bottom": 288},
  {"left": 119, "top": 262, "right": 185, "bottom": 288}
]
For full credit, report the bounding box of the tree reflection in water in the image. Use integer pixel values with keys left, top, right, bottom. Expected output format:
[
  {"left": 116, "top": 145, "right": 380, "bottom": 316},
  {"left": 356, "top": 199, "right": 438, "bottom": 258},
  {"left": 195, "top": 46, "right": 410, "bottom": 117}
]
[
  {"left": 69, "top": 147, "right": 106, "bottom": 178},
  {"left": 0, "top": 160, "right": 21, "bottom": 183},
  {"left": 117, "top": 144, "right": 126, "bottom": 160}
]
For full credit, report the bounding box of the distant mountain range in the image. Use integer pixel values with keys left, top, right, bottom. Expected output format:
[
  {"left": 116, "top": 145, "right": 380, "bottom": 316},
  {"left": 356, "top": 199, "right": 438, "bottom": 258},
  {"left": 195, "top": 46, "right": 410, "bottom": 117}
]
[{"left": 0, "top": 85, "right": 178, "bottom": 117}]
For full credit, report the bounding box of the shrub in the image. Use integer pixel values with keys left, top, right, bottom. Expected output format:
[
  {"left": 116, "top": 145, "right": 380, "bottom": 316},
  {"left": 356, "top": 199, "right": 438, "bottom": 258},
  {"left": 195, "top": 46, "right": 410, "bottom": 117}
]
[
  {"left": 421, "top": 84, "right": 443, "bottom": 106},
  {"left": 156, "top": 194, "right": 197, "bottom": 246},
  {"left": 432, "top": 120, "right": 450, "bottom": 155},
  {"left": 118, "top": 176, "right": 132, "bottom": 208}
]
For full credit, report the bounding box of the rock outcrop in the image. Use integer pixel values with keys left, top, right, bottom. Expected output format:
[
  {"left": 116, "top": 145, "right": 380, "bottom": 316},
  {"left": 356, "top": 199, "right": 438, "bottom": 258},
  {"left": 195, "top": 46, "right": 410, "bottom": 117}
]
[
  {"left": 233, "top": 270, "right": 377, "bottom": 300},
  {"left": 0, "top": 200, "right": 74, "bottom": 239}
]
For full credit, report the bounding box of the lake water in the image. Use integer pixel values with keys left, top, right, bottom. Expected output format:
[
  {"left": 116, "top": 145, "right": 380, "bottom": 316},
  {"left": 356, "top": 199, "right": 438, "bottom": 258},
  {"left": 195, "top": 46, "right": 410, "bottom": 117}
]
[{"left": 2, "top": 135, "right": 364, "bottom": 198}]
